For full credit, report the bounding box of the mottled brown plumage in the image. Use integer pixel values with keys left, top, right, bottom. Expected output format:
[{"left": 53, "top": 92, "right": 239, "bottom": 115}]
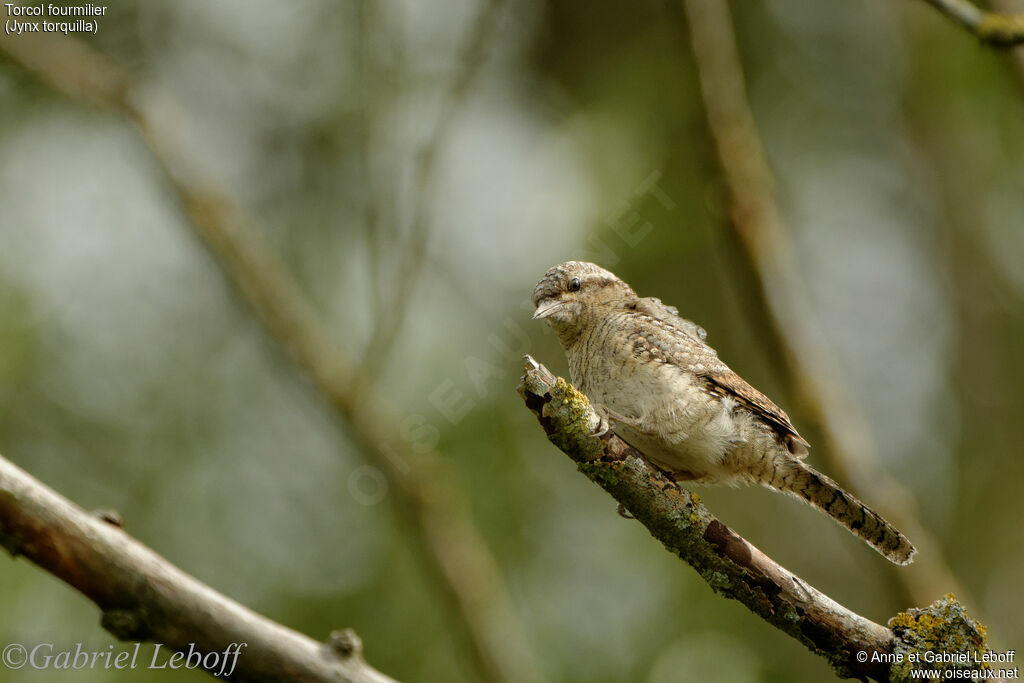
[{"left": 533, "top": 261, "right": 915, "bottom": 565}]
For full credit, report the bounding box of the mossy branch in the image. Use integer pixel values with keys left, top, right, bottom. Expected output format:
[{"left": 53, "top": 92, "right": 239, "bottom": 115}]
[{"left": 517, "top": 356, "right": 1000, "bottom": 682}]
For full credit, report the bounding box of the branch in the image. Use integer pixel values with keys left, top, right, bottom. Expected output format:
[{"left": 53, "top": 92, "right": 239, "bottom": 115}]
[
  {"left": 918, "top": 0, "right": 1024, "bottom": 46},
  {"left": 679, "top": 0, "right": 963, "bottom": 607},
  {"left": 0, "top": 453, "right": 396, "bottom": 683},
  {"left": 517, "top": 357, "right": 997, "bottom": 683},
  {"left": 0, "top": 32, "right": 539, "bottom": 683},
  {"left": 990, "top": 0, "right": 1024, "bottom": 91},
  {"left": 360, "top": 0, "right": 507, "bottom": 380}
]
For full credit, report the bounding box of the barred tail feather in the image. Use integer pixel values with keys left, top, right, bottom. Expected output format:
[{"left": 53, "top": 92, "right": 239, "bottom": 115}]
[{"left": 769, "top": 460, "right": 916, "bottom": 566}]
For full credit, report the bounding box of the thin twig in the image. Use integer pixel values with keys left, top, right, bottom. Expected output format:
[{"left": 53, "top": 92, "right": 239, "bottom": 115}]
[
  {"left": 359, "top": 0, "right": 382, "bottom": 316},
  {"left": 0, "top": 31, "right": 539, "bottom": 683},
  {"left": 679, "top": 0, "right": 963, "bottom": 606},
  {"left": 0, "top": 454, "right": 397, "bottom": 683},
  {"left": 517, "top": 357, "right": 993, "bottom": 683},
  {"left": 360, "top": 0, "right": 507, "bottom": 380},
  {"left": 918, "top": 0, "right": 1024, "bottom": 46}
]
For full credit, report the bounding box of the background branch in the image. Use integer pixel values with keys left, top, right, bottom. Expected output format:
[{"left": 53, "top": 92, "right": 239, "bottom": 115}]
[
  {"left": 679, "top": 0, "right": 962, "bottom": 607},
  {"left": 0, "top": 453, "right": 397, "bottom": 683},
  {"left": 919, "top": 0, "right": 1024, "bottom": 46},
  {"left": 0, "top": 31, "right": 539, "bottom": 683},
  {"left": 359, "top": 0, "right": 507, "bottom": 380},
  {"left": 517, "top": 357, "right": 995, "bottom": 683}
]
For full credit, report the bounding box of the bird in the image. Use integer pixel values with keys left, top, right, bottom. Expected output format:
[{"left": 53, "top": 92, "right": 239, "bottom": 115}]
[{"left": 532, "top": 260, "right": 915, "bottom": 565}]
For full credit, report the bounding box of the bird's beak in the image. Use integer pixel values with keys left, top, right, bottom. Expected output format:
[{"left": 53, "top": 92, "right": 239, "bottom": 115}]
[{"left": 533, "top": 300, "right": 564, "bottom": 320}]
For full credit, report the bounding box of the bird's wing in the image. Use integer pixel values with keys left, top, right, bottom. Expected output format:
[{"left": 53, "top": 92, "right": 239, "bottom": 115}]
[
  {"left": 633, "top": 297, "right": 707, "bottom": 341},
  {"left": 628, "top": 304, "right": 810, "bottom": 457},
  {"left": 697, "top": 357, "right": 809, "bottom": 457}
]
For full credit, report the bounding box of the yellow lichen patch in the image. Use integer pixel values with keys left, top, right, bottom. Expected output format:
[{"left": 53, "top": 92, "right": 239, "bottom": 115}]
[
  {"left": 542, "top": 378, "right": 604, "bottom": 461},
  {"left": 978, "top": 12, "right": 1024, "bottom": 46},
  {"left": 888, "top": 594, "right": 991, "bottom": 681},
  {"left": 554, "top": 378, "right": 590, "bottom": 408}
]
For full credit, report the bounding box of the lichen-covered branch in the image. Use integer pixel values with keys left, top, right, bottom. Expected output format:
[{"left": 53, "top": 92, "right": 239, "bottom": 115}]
[
  {"left": 0, "top": 32, "right": 538, "bottom": 683},
  {"left": 919, "top": 0, "right": 1024, "bottom": 46},
  {"left": 517, "top": 356, "right": 1000, "bottom": 682},
  {"left": 680, "top": 0, "right": 962, "bottom": 608},
  {"left": 0, "top": 453, "right": 397, "bottom": 683}
]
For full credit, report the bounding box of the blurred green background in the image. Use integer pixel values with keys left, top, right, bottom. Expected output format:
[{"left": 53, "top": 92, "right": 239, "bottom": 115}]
[{"left": 1, "top": 0, "right": 1022, "bottom": 681}]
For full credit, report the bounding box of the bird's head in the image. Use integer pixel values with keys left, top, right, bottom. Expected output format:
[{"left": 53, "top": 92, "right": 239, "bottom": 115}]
[{"left": 532, "top": 261, "right": 636, "bottom": 337}]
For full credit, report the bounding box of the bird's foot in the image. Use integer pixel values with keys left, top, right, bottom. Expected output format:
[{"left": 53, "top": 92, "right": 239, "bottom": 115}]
[
  {"left": 592, "top": 405, "right": 655, "bottom": 439},
  {"left": 591, "top": 404, "right": 614, "bottom": 437}
]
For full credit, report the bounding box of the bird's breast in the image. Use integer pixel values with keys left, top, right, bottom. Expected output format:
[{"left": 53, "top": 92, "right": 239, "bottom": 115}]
[
  {"left": 566, "top": 319, "right": 740, "bottom": 478},
  {"left": 567, "top": 317, "right": 685, "bottom": 415}
]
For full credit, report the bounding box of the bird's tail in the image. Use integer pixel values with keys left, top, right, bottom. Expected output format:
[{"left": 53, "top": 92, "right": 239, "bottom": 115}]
[{"left": 767, "top": 459, "right": 916, "bottom": 565}]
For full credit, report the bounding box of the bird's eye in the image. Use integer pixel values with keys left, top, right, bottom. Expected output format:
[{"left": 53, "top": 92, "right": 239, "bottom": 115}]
[{"left": 568, "top": 278, "right": 581, "bottom": 292}]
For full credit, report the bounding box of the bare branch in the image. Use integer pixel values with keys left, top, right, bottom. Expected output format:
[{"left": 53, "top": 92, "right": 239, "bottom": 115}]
[
  {"left": 0, "top": 453, "right": 396, "bottom": 683},
  {"left": 918, "top": 0, "right": 1024, "bottom": 46},
  {"left": 517, "top": 357, "right": 995, "bottom": 683},
  {"left": 679, "top": 0, "right": 963, "bottom": 608},
  {"left": 0, "top": 32, "right": 539, "bottom": 683}
]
